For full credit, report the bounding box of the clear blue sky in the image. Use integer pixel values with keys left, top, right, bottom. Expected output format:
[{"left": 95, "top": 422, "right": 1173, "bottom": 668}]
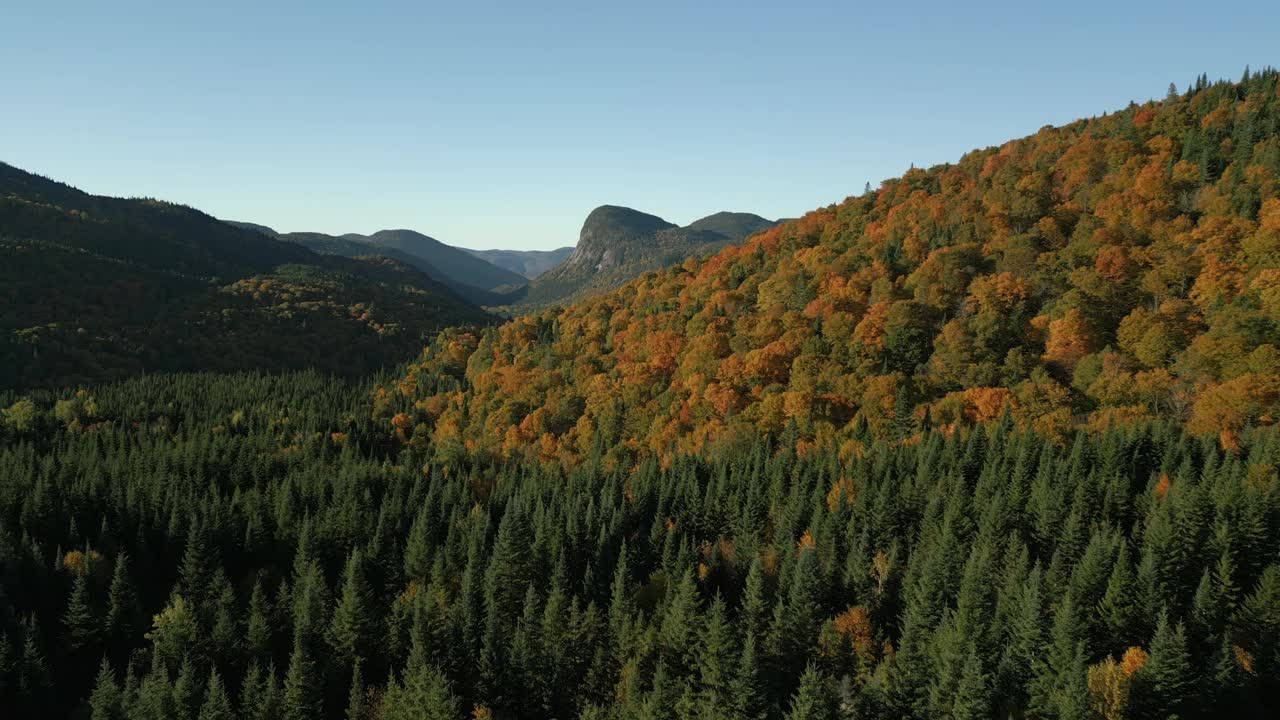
[{"left": 2, "top": 2, "right": 1275, "bottom": 250}]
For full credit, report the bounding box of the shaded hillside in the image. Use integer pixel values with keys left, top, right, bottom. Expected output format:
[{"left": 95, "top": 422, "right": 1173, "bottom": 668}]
[
  {"left": 277, "top": 231, "right": 429, "bottom": 272},
  {"left": 464, "top": 245, "right": 574, "bottom": 278},
  {"left": 685, "top": 210, "right": 778, "bottom": 239},
  {"left": 380, "top": 71, "right": 1280, "bottom": 466},
  {"left": 225, "top": 220, "right": 279, "bottom": 237},
  {"left": 363, "top": 229, "right": 528, "bottom": 291},
  {"left": 276, "top": 229, "right": 518, "bottom": 306},
  {"left": 515, "top": 206, "right": 776, "bottom": 307},
  {"left": 0, "top": 164, "right": 491, "bottom": 389}
]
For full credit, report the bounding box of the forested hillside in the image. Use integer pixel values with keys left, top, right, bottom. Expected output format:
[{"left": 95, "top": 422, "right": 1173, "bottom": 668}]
[
  {"left": 3, "top": 72, "right": 1280, "bottom": 720},
  {"left": 0, "top": 166, "right": 492, "bottom": 390},
  {"left": 381, "top": 72, "right": 1280, "bottom": 469},
  {"left": 0, "top": 375, "right": 1277, "bottom": 719}
]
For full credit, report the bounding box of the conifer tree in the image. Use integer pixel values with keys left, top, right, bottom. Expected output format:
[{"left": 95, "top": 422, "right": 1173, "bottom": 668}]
[
  {"left": 345, "top": 659, "right": 366, "bottom": 720},
  {"left": 106, "top": 552, "right": 140, "bottom": 648},
  {"left": 696, "top": 594, "right": 737, "bottom": 714},
  {"left": 64, "top": 570, "right": 101, "bottom": 652},
  {"left": 88, "top": 658, "right": 122, "bottom": 720},
  {"left": 1134, "top": 612, "right": 1193, "bottom": 720},
  {"left": 784, "top": 664, "right": 836, "bottom": 720},
  {"left": 328, "top": 548, "right": 374, "bottom": 669},
  {"left": 197, "top": 669, "right": 235, "bottom": 720},
  {"left": 950, "top": 646, "right": 991, "bottom": 720},
  {"left": 281, "top": 641, "right": 321, "bottom": 720},
  {"left": 660, "top": 569, "right": 702, "bottom": 675},
  {"left": 246, "top": 577, "right": 274, "bottom": 661},
  {"left": 732, "top": 631, "right": 765, "bottom": 720},
  {"left": 173, "top": 656, "right": 203, "bottom": 720},
  {"left": 382, "top": 661, "right": 460, "bottom": 720}
]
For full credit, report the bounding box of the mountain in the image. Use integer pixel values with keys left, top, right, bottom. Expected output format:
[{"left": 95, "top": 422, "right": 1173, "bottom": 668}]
[
  {"left": 274, "top": 229, "right": 520, "bottom": 306},
  {"left": 684, "top": 210, "right": 777, "bottom": 239},
  {"left": 463, "top": 246, "right": 574, "bottom": 278},
  {"left": 0, "top": 163, "right": 491, "bottom": 389},
  {"left": 225, "top": 220, "right": 279, "bottom": 237},
  {"left": 277, "top": 231, "right": 428, "bottom": 271},
  {"left": 382, "top": 71, "right": 1280, "bottom": 466},
  {"left": 515, "top": 205, "right": 776, "bottom": 307},
  {"left": 363, "top": 229, "right": 528, "bottom": 291}
]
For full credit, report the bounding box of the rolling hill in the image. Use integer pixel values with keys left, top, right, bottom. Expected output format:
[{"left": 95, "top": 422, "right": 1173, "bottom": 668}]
[
  {"left": 463, "top": 245, "right": 575, "bottom": 278},
  {"left": 0, "top": 163, "right": 492, "bottom": 389},
  {"left": 378, "top": 71, "right": 1280, "bottom": 466},
  {"left": 264, "top": 228, "right": 527, "bottom": 305}
]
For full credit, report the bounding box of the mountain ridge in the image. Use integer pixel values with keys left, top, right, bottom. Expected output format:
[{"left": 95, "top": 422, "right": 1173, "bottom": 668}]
[
  {"left": 381, "top": 71, "right": 1280, "bottom": 465},
  {"left": 514, "top": 205, "right": 777, "bottom": 307},
  {"left": 0, "top": 162, "right": 492, "bottom": 389}
]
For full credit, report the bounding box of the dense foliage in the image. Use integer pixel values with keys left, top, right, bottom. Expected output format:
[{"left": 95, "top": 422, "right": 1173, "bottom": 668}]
[
  {"left": 4, "top": 72, "right": 1280, "bottom": 719},
  {"left": 382, "top": 72, "right": 1280, "bottom": 468},
  {"left": 1, "top": 373, "right": 1278, "bottom": 719},
  {"left": 0, "top": 165, "right": 492, "bottom": 390}
]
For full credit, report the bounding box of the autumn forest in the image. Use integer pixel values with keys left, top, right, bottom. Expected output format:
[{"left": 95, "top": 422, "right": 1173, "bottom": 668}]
[{"left": 1, "top": 70, "right": 1279, "bottom": 720}]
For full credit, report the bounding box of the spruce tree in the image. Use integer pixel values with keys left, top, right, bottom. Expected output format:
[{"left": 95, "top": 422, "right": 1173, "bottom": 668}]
[
  {"left": 197, "top": 669, "right": 235, "bottom": 720},
  {"left": 696, "top": 594, "right": 737, "bottom": 714},
  {"left": 246, "top": 577, "right": 274, "bottom": 660},
  {"left": 345, "top": 659, "right": 366, "bottom": 720},
  {"left": 784, "top": 664, "right": 837, "bottom": 720},
  {"left": 328, "top": 548, "right": 374, "bottom": 668},
  {"left": 64, "top": 571, "right": 101, "bottom": 652},
  {"left": 281, "top": 641, "right": 321, "bottom": 720},
  {"left": 106, "top": 552, "right": 140, "bottom": 648},
  {"left": 382, "top": 661, "right": 460, "bottom": 720},
  {"left": 173, "top": 656, "right": 203, "bottom": 720},
  {"left": 88, "top": 658, "right": 122, "bottom": 720},
  {"left": 1134, "top": 612, "right": 1193, "bottom": 720}
]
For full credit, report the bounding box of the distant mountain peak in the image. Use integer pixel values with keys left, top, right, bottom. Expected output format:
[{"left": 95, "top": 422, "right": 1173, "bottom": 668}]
[
  {"left": 568, "top": 206, "right": 678, "bottom": 272},
  {"left": 224, "top": 220, "right": 279, "bottom": 237},
  {"left": 515, "top": 204, "right": 775, "bottom": 308}
]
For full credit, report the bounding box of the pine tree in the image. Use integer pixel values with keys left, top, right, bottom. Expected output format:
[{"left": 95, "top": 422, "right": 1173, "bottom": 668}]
[
  {"left": 696, "top": 595, "right": 737, "bottom": 714},
  {"left": 106, "top": 551, "right": 140, "bottom": 648},
  {"left": 134, "top": 663, "right": 174, "bottom": 720},
  {"left": 740, "top": 557, "right": 768, "bottom": 640},
  {"left": 179, "top": 520, "right": 214, "bottom": 606},
  {"left": 382, "top": 661, "right": 460, "bottom": 720},
  {"left": 328, "top": 548, "right": 374, "bottom": 668},
  {"left": 281, "top": 641, "right": 321, "bottom": 720},
  {"left": 660, "top": 568, "right": 702, "bottom": 675},
  {"left": 17, "top": 620, "right": 50, "bottom": 710},
  {"left": 345, "top": 659, "right": 366, "bottom": 720},
  {"left": 64, "top": 571, "right": 101, "bottom": 652},
  {"left": 770, "top": 549, "right": 824, "bottom": 676},
  {"left": 246, "top": 577, "right": 274, "bottom": 660},
  {"left": 210, "top": 574, "right": 240, "bottom": 662},
  {"left": 784, "top": 664, "right": 837, "bottom": 720},
  {"left": 290, "top": 557, "right": 330, "bottom": 653},
  {"left": 173, "top": 656, "right": 203, "bottom": 720},
  {"left": 950, "top": 646, "right": 990, "bottom": 720},
  {"left": 1098, "top": 542, "right": 1140, "bottom": 653},
  {"left": 197, "top": 669, "right": 235, "bottom": 720},
  {"left": 403, "top": 504, "right": 433, "bottom": 580},
  {"left": 1134, "top": 612, "right": 1193, "bottom": 720},
  {"left": 88, "top": 658, "right": 122, "bottom": 720},
  {"left": 240, "top": 661, "right": 280, "bottom": 720}
]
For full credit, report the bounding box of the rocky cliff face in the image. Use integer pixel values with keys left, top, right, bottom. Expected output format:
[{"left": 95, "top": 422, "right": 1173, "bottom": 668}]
[
  {"left": 562, "top": 205, "right": 677, "bottom": 272},
  {"left": 512, "top": 205, "right": 775, "bottom": 308}
]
